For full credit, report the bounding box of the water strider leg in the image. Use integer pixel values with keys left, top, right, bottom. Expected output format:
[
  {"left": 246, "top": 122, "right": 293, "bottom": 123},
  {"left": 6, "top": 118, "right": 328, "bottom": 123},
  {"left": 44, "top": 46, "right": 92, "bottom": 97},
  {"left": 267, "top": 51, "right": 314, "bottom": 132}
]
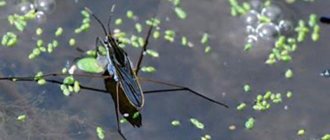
[
  {"left": 73, "top": 46, "right": 86, "bottom": 53},
  {"left": 135, "top": 25, "right": 154, "bottom": 75},
  {"left": 115, "top": 83, "right": 127, "bottom": 140},
  {"left": 139, "top": 77, "right": 229, "bottom": 108},
  {"left": 94, "top": 37, "right": 104, "bottom": 56}
]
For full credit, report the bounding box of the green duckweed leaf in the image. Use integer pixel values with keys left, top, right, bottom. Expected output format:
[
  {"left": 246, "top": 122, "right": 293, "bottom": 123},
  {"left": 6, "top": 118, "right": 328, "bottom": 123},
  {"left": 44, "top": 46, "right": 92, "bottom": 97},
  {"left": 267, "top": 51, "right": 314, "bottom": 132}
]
[{"left": 76, "top": 57, "right": 104, "bottom": 73}]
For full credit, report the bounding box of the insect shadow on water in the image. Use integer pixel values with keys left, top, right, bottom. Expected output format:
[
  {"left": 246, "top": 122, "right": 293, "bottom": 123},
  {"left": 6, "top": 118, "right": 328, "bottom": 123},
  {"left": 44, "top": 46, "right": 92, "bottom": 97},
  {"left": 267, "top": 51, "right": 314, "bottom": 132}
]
[
  {"left": 320, "top": 16, "right": 330, "bottom": 24},
  {"left": 0, "top": 5, "right": 229, "bottom": 140}
]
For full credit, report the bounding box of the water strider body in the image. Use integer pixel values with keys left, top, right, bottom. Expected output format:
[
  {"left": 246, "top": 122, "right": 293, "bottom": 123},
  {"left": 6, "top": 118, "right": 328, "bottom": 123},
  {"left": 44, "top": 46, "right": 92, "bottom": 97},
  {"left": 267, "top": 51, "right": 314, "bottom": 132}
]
[
  {"left": 85, "top": 7, "right": 154, "bottom": 138},
  {"left": 102, "top": 34, "right": 145, "bottom": 127}
]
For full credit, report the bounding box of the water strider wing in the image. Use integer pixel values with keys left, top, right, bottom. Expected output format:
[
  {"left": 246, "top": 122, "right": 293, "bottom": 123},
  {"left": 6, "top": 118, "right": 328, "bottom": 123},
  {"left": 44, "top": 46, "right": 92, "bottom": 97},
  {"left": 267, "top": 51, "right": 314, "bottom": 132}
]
[{"left": 115, "top": 57, "right": 144, "bottom": 108}]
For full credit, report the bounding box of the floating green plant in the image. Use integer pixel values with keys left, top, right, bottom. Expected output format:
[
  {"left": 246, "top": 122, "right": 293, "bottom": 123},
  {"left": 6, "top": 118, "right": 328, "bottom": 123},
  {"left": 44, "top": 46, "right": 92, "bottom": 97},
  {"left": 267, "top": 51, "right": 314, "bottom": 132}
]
[
  {"left": 190, "top": 118, "right": 205, "bottom": 129},
  {"left": 245, "top": 117, "right": 255, "bottom": 130},
  {"left": 171, "top": 120, "right": 181, "bottom": 126},
  {"left": 17, "top": 114, "right": 27, "bottom": 122},
  {"left": 76, "top": 57, "right": 104, "bottom": 73},
  {"left": 96, "top": 126, "right": 105, "bottom": 140},
  {"left": 237, "top": 103, "right": 247, "bottom": 111},
  {"left": 297, "top": 129, "right": 305, "bottom": 136}
]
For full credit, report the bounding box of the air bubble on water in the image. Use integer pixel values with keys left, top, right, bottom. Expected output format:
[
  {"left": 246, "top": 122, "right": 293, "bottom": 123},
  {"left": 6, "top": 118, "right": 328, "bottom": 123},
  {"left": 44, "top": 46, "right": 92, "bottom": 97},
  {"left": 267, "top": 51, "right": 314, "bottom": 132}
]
[
  {"left": 245, "top": 25, "right": 256, "bottom": 35},
  {"left": 278, "top": 20, "right": 294, "bottom": 34},
  {"left": 16, "top": 2, "right": 35, "bottom": 15},
  {"left": 245, "top": 35, "right": 258, "bottom": 45},
  {"left": 261, "top": 5, "right": 282, "bottom": 22},
  {"left": 34, "top": 0, "right": 56, "bottom": 15},
  {"left": 243, "top": 10, "right": 260, "bottom": 27},
  {"left": 256, "top": 23, "right": 279, "bottom": 40},
  {"left": 284, "top": 105, "right": 289, "bottom": 110},
  {"left": 35, "top": 11, "right": 47, "bottom": 24}
]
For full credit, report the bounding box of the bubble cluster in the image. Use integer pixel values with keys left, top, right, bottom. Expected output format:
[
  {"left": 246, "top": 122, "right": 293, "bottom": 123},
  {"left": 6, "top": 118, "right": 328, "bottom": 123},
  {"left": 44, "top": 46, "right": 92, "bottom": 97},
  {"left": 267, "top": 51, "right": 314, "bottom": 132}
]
[
  {"left": 15, "top": 0, "right": 56, "bottom": 24},
  {"left": 256, "top": 23, "right": 279, "bottom": 40},
  {"left": 16, "top": 2, "right": 35, "bottom": 15},
  {"left": 244, "top": 11, "right": 259, "bottom": 26},
  {"left": 242, "top": 0, "right": 294, "bottom": 45},
  {"left": 278, "top": 20, "right": 293, "bottom": 34},
  {"left": 35, "top": 11, "right": 47, "bottom": 24},
  {"left": 34, "top": 0, "right": 56, "bottom": 14},
  {"left": 261, "top": 5, "right": 282, "bottom": 22}
]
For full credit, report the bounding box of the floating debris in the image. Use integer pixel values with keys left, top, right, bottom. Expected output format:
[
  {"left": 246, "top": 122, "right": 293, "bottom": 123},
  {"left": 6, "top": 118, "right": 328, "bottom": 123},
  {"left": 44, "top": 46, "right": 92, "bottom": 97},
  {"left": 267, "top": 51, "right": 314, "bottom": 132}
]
[{"left": 228, "top": 125, "right": 236, "bottom": 131}]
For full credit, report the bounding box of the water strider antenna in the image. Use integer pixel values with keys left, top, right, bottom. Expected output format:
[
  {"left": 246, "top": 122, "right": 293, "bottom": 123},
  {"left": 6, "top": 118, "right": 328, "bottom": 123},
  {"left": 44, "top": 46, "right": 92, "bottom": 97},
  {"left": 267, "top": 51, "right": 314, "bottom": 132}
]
[
  {"left": 106, "top": 4, "right": 116, "bottom": 35},
  {"left": 84, "top": 7, "right": 108, "bottom": 36}
]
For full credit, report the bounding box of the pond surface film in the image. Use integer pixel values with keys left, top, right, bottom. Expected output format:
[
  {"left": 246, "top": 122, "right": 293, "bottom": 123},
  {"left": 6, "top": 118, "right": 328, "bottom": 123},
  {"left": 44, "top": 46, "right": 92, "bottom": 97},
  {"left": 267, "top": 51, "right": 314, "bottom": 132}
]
[{"left": 0, "top": 0, "right": 330, "bottom": 140}]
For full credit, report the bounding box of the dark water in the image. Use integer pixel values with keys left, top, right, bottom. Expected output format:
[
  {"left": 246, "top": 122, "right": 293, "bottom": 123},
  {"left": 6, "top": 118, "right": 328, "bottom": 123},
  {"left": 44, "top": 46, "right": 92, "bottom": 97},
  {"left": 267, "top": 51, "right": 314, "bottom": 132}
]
[{"left": 1, "top": 0, "right": 330, "bottom": 140}]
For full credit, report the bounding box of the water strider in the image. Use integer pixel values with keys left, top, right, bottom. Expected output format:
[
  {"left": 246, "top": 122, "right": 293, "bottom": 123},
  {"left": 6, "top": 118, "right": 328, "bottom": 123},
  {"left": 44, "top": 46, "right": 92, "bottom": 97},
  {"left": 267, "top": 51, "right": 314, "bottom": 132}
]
[{"left": 84, "top": 6, "right": 228, "bottom": 139}]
